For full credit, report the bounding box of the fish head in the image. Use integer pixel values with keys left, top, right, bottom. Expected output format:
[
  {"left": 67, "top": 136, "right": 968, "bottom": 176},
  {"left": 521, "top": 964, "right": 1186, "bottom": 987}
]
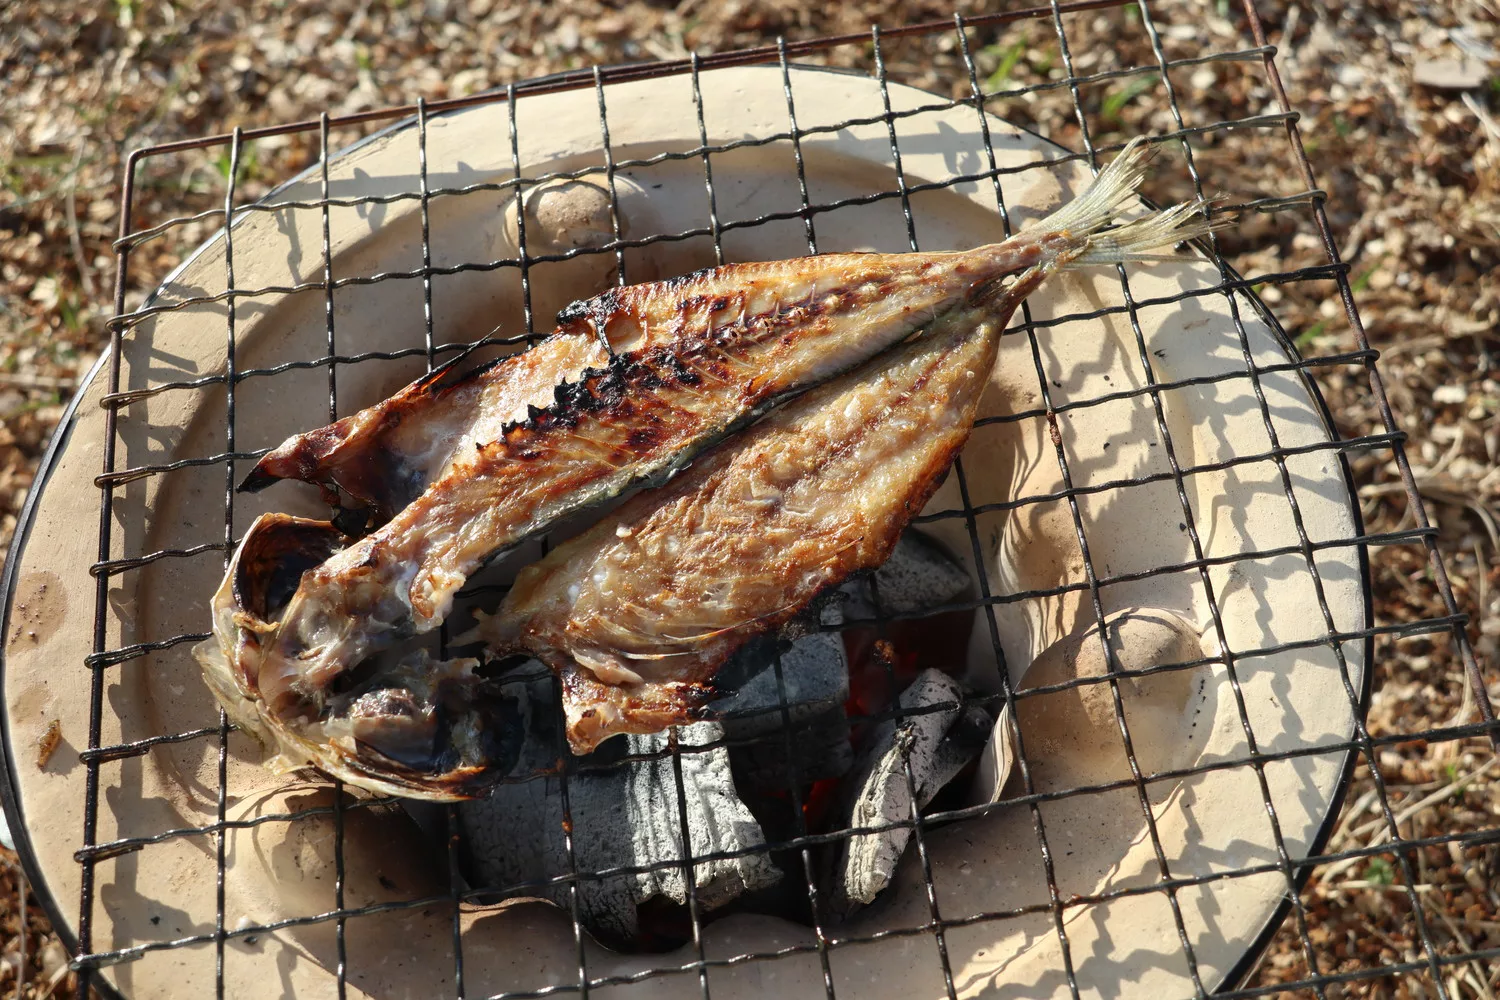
[{"left": 199, "top": 513, "right": 527, "bottom": 801}]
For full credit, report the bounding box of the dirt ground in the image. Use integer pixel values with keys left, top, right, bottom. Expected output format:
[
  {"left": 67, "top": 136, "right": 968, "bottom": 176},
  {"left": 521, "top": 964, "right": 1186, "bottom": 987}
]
[{"left": 2, "top": 1, "right": 1497, "bottom": 997}]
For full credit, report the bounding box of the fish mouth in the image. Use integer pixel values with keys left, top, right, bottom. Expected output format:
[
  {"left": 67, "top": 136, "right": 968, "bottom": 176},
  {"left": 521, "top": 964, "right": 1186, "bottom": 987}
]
[{"left": 205, "top": 513, "right": 525, "bottom": 800}]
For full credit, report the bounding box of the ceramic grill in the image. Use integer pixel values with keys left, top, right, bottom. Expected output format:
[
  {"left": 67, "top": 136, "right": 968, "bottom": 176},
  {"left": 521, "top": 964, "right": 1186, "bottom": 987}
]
[{"left": 1, "top": 3, "right": 1495, "bottom": 1000}]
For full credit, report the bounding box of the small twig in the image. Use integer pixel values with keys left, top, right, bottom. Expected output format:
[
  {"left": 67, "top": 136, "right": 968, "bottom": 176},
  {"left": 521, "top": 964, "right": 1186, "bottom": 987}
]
[
  {"left": 1380, "top": 334, "right": 1450, "bottom": 359},
  {"left": 63, "top": 138, "right": 97, "bottom": 301},
  {"left": 1477, "top": 538, "right": 1491, "bottom": 618},
  {"left": 1333, "top": 879, "right": 1438, "bottom": 892},
  {"left": 0, "top": 372, "right": 77, "bottom": 391},
  {"left": 34, "top": 958, "right": 70, "bottom": 1000},
  {"left": 1360, "top": 479, "right": 1500, "bottom": 555},
  {"left": 1442, "top": 918, "right": 1500, "bottom": 934},
  {"left": 1441, "top": 537, "right": 1488, "bottom": 731},
  {"left": 1390, "top": 755, "right": 1497, "bottom": 827},
  {"left": 1427, "top": 424, "right": 1467, "bottom": 481},
  {"left": 1327, "top": 787, "right": 1379, "bottom": 849}
]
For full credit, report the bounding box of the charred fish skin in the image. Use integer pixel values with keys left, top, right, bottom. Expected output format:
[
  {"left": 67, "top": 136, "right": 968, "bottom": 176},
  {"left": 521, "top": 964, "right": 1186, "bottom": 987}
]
[
  {"left": 238, "top": 242, "right": 1036, "bottom": 528},
  {"left": 240, "top": 329, "right": 611, "bottom": 524}
]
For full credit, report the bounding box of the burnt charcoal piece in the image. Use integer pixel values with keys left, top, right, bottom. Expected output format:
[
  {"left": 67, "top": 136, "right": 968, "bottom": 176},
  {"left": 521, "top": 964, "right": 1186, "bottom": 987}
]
[
  {"left": 839, "top": 529, "right": 972, "bottom": 620},
  {"left": 711, "top": 621, "right": 855, "bottom": 798},
  {"left": 825, "top": 669, "right": 992, "bottom": 918},
  {"left": 459, "top": 672, "right": 779, "bottom": 947},
  {"left": 615, "top": 722, "right": 783, "bottom": 919}
]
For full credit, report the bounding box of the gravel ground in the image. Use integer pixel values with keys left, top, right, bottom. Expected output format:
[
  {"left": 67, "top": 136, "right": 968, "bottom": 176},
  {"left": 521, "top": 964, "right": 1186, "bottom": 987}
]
[{"left": 2, "top": 1, "right": 1497, "bottom": 998}]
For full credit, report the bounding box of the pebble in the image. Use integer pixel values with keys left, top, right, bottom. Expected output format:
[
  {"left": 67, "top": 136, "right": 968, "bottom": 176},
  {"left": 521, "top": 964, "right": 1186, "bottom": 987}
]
[{"left": 1413, "top": 58, "right": 1490, "bottom": 91}]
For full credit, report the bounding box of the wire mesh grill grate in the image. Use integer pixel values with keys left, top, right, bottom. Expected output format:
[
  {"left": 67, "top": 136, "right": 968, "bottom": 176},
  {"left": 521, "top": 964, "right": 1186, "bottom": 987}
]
[{"left": 47, "top": 2, "right": 1497, "bottom": 999}]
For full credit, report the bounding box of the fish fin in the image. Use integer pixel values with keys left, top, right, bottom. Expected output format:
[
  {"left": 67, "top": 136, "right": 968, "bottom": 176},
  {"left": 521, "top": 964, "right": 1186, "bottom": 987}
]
[
  {"left": 237, "top": 463, "right": 284, "bottom": 493},
  {"left": 638, "top": 600, "right": 807, "bottom": 648},
  {"left": 1028, "top": 137, "right": 1232, "bottom": 267}
]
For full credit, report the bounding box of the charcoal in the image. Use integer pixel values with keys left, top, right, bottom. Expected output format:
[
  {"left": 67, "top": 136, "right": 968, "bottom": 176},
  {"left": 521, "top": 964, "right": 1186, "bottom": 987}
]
[
  {"left": 839, "top": 529, "right": 972, "bottom": 620},
  {"left": 619, "top": 722, "right": 782, "bottom": 915},
  {"left": 730, "top": 703, "right": 855, "bottom": 797},
  {"left": 459, "top": 671, "right": 780, "bottom": 947},
  {"left": 708, "top": 628, "right": 850, "bottom": 735},
  {"left": 825, "top": 669, "right": 991, "bottom": 918},
  {"left": 708, "top": 612, "right": 855, "bottom": 795}
]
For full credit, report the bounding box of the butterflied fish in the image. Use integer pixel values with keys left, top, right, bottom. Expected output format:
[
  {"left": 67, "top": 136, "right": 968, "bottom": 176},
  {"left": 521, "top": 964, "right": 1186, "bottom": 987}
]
[{"left": 197, "top": 138, "right": 1217, "bottom": 797}]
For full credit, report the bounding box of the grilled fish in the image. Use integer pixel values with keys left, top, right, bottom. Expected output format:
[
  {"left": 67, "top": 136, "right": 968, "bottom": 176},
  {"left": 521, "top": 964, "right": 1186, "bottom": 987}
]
[{"left": 197, "top": 138, "right": 1216, "bottom": 797}]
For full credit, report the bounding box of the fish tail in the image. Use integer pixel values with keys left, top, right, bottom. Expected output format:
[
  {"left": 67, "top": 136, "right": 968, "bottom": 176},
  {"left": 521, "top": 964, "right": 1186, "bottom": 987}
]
[
  {"left": 1034, "top": 136, "right": 1157, "bottom": 241},
  {"left": 1030, "top": 136, "right": 1230, "bottom": 269},
  {"left": 1062, "top": 197, "right": 1228, "bottom": 268}
]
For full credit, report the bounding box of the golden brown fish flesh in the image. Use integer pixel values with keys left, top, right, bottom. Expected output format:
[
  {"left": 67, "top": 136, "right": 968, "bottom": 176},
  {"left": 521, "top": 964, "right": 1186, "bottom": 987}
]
[{"left": 196, "top": 138, "right": 1217, "bottom": 797}]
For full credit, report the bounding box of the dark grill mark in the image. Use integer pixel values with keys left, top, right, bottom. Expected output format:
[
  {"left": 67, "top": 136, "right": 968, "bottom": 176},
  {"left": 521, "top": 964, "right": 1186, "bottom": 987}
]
[
  {"left": 497, "top": 341, "right": 719, "bottom": 451},
  {"left": 658, "top": 265, "right": 717, "bottom": 291},
  {"left": 555, "top": 286, "right": 623, "bottom": 333},
  {"left": 660, "top": 351, "right": 702, "bottom": 386}
]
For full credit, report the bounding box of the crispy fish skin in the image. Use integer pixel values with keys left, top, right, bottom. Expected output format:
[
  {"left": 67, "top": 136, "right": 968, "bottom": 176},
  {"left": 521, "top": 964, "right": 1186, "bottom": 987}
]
[
  {"left": 240, "top": 244, "right": 1027, "bottom": 531},
  {"left": 242, "top": 245, "right": 1029, "bottom": 524},
  {"left": 240, "top": 332, "right": 610, "bottom": 523},
  {"left": 476, "top": 264, "right": 1043, "bottom": 753}
]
